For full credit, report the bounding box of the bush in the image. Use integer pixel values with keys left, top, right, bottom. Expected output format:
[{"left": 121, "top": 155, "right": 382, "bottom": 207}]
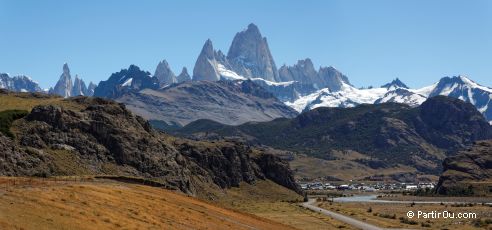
[
  {"left": 399, "top": 217, "right": 418, "bottom": 225},
  {"left": 0, "top": 110, "right": 29, "bottom": 139}
]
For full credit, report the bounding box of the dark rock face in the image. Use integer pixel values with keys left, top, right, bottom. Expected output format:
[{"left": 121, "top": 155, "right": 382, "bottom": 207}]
[
  {"left": 93, "top": 65, "right": 158, "bottom": 99},
  {"left": 381, "top": 78, "right": 409, "bottom": 89},
  {"left": 417, "top": 96, "right": 492, "bottom": 150},
  {"left": 436, "top": 140, "right": 492, "bottom": 196},
  {"left": 253, "top": 153, "right": 302, "bottom": 194},
  {"left": 116, "top": 80, "right": 298, "bottom": 127},
  {"left": 175, "top": 140, "right": 301, "bottom": 193},
  {"left": 0, "top": 74, "right": 43, "bottom": 93},
  {"left": 429, "top": 76, "right": 492, "bottom": 121},
  {"left": 176, "top": 141, "right": 261, "bottom": 188},
  {"left": 1, "top": 96, "right": 301, "bottom": 196},
  {"left": 226, "top": 23, "right": 279, "bottom": 82},
  {"left": 178, "top": 96, "right": 492, "bottom": 175}
]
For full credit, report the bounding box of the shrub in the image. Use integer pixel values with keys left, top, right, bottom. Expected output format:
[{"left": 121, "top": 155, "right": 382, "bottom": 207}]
[{"left": 0, "top": 110, "right": 29, "bottom": 139}]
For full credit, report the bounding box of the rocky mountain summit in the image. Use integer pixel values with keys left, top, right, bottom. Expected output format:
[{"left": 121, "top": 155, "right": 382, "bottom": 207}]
[
  {"left": 50, "top": 63, "right": 73, "bottom": 98},
  {"left": 49, "top": 63, "right": 94, "bottom": 97},
  {"left": 192, "top": 39, "right": 221, "bottom": 81},
  {"left": 0, "top": 73, "right": 43, "bottom": 92},
  {"left": 93, "top": 65, "right": 158, "bottom": 99},
  {"left": 226, "top": 23, "right": 279, "bottom": 82},
  {"left": 154, "top": 60, "right": 177, "bottom": 86},
  {"left": 0, "top": 92, "right": 301, "bottom": 196},
  {"left": 176, "top": 67, "right": 191, "bottom": 83},
  {"left": 189, "top": 24, "right": 351, "bottom": 103},
  {"left": 436, "top": 140, "right": 492, "bottom": 196},
  {"left": 289, "top": 76, "right": 492, "bottom": 123}
]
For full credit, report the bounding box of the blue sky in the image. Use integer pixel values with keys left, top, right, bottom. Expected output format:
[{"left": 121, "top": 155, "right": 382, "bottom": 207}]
[{"left": 1, "top": 0, "right": 491, "bottom": 89}]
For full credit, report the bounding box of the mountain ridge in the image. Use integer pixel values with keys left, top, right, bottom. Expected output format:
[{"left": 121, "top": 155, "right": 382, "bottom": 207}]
[{"left": 175, "top": 96, "right": 492, "bottom": 177}]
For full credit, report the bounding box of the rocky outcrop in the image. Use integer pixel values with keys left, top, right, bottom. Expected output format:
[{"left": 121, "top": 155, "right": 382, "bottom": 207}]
[
  {"left": 0, "top": 133, "right": 52, "bottom": 176},
  {"left": 0, "top": 95, "right": 301, "bottom": 196},
  {"left": 435, "top": 140, "right": 492, "bottom": 196},
  {"left": 193, "top": 39, "right": 221, "bottom": 81},
  {"left": 252, "top": 153, "right": 302, "bottom": 194},
  {"left": 154, "top": 60, "right": 177, "bottom": 86},
  {"left": 50, "top": 63, "right": 73, "bottom": 98},
  {"left": 176, "top": 67, "right": 191, "bottom": 83},
  {"left": 93, "top": 65, "right": 158, "bottom": 99},
  {"left": 0, "top": 74, "right": 43, "bottom": 93},
  {"left": 226, "top": 23, "right": 279, "bottom": 82}
]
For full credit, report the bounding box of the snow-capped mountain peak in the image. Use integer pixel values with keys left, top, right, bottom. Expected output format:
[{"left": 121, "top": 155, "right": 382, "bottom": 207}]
[
  {"left": 381, "top": 78, "right": 409, "bottom": 90},
  {"left": 287, "top": 75, "right": 492, "bottom": 122}
]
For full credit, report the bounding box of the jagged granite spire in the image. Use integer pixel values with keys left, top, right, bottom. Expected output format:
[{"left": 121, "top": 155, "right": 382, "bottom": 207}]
[
  {"left": 154, "top": 60, "right": 177, "bottom": 86},
  {"left": 278, "top": 58, "right": 318, "bottom": 84},
  {"left": 226, "top": 23, "right": 279, "bottom": 82},
  {"left": 193, "top": 39, "right": 221, "bottom": 81},
  {"left": 72, "top": 75, "right": 88, "bottom": 96},
  {"left": 51, "top": 63, "right": 73, "bottom": 98},
  {"left": 177, "top": 67, "right": 191, "bottom": 83},
  {"left": 87, "top": 82, "right": 97, "bottom": 96}
]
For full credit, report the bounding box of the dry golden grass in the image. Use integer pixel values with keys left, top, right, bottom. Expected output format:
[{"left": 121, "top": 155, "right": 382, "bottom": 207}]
[
  {"left": 0, "top": 177, "right": 294, "bottom": 230},
  {"left": 0, "top": 94, "right": 85, "bottom": 112},
  {"left": 212, "top": 180, "right": 356, "bottom": 230},
  {"left": 318, "top": 201, "right": 492, "bottom": 229}
]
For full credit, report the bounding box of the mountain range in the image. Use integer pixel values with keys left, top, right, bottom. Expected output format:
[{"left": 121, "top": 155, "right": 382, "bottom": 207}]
[
  {"left": 1, "top": 23, "right": 491, "bottom": 127},
  {"left": 174, "top": 96, "right": 492, "bottom": 179}
]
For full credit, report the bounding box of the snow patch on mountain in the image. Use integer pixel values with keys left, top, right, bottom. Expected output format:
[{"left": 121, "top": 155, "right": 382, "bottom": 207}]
[
  {"left": 218, "top": 64, "right": 295, "bottom": 87},
  {"left": 122, "top": 78, "right": 133, "bottom": 87},
  {"left": 286, "top": 82, "right": 389, "bottom": 112}
]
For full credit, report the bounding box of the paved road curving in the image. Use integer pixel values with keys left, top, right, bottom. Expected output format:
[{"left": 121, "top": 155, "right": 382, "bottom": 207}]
[{"left": 301, "top": 199, "right": 385, "bottom": 230}]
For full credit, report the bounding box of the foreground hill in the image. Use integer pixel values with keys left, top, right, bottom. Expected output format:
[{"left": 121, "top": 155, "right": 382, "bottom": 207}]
[
  {"left": 0, "top": 89, "right": 301, "bottom": 197},
  {"left": 436, "top": 140, "right": 492, "bottom": 196},
  {"left": 0, "top": 178, "right": 294, "bottom": 230},
  {"left": 176, "top": 96, "right": 492, "bottom": 178}
]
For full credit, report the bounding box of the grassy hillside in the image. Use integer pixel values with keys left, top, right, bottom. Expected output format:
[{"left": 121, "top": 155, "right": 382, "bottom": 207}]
[{"left": 0, "top": 177, "right": 294, "bottom": 230}]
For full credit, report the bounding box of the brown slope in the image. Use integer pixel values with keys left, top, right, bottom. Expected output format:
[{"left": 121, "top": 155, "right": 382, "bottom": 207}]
[{"left": 0, "top": 178, "right": 294, "bottom": 230}]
